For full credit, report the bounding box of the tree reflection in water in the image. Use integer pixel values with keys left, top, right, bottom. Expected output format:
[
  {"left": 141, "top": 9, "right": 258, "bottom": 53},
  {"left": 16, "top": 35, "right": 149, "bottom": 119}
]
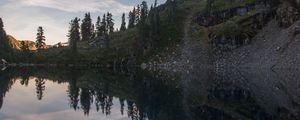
[{"left": 0, "top": 67, "right": 298, "bottom": 120}]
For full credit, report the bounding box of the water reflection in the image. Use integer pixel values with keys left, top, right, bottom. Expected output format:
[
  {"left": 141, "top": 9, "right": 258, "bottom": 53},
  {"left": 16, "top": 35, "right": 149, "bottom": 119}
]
[{"left": 0, "top": 67, "right": 299, "bottom": 120}]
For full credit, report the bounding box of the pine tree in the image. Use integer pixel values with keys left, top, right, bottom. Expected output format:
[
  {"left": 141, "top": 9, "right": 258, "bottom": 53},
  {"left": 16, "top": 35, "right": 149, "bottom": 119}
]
[
  {"left": 91, "top": 23, "right": 95, "bottom": 39},
  {"left": 35, "top": 78, "right": 45, "bottom": 100},
  {"left": 81, "top": 13, "right": 93, "bottom": 41},
  {"left": 106, "top": 12, "right": 114, "bottom": 34},
  {"left": 101, "top": 14, "right": 107, "bottom": 35},
  {"left": 120, "top": 13, "right": 126, "bottom": 31},
  {"left": 128, "top": 11, "right": 135, "bottom": 28},
  {"left": 68, "top": 17, "right": 80, "bottom": 53},
  {"left": 137, "top": 1, "right": 150, "bottom": 55},
  {"left": 95, "top": 16, "right": 101, "bottom": 37},
  {"left": 140, "top": 1, "right": 148, "bottom": 25},
  {"left": 0, "top": 18, "right": 10, "bottom": 53},
  {"left": 36, "top": 26, "right": 46, "bottom": 49},
  {"left": 135, "top": 5, "right": 141, "bottom": 25},
  {"left": 0, "top": 18, "right": 3, "bottom": 29}
]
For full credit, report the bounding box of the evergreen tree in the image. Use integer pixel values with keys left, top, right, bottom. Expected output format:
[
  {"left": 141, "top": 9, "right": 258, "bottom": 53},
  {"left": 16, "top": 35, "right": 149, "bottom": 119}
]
[
  {"left": 140, "top": 1, "right": 148, "bottom": 25},
  {"left": 0, "top": 18, "right": 3, "bottom": 30},
  {"left": 101, "top": 14, "right": 107, "bottom": 35},
  {"left": 81, "top": 13, "right": 93, "bottom": 41},
  {"left": 120, "top": 13, "right": 126, "bottom": 31},
  {"left": 106, "top": 12, "right": 114, "bottom": 34},
  {"left": 135, "top": 5, "right": 141, "bottom": 25},
  {"left": 91, "top": 23, "right": 95, "bottom": 39},
  {"left": 95, "top": 16, "right": 102, "bottom": 37},
  {"left": 35, "top": 78, "right": 45, "bottom": 100},
  {"left": 36, "top": 26, "right": 46, "bottom": 49},
  {"left": 137, "top": 1, "right": 150, "bottom": 55},
  {"left": 128, "top": 11, "right": 135, "bottom": 28},
  {"left": 0, "top": 18, "right": 10, "bottom": 54},
  {"left": 68, "top": 72, "right": 80, "bottom": 110},
  {"left": 68, "top": 17, "right": 80, "bottom": 53}
]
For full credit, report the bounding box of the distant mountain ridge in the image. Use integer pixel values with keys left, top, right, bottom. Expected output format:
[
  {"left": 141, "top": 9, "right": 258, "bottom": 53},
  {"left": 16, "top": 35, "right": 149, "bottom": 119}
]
[
  {"left": 6, "top": 35, "right": 51, "bottom": 51},
  {"left": 6, "top": 35, "right": 37, "bottom": 51}
]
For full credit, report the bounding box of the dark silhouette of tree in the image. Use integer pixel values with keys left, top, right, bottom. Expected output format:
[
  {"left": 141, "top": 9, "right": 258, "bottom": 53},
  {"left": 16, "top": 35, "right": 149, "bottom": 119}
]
[
  {"left": 104, "top": 96, "right": 113, "bottom": 115},
  {"left": 136, "top": 5, "right": 141, "bottom": 25},
  {"left": 68, "top": 17, "right": 80, "bottom": 54},
  {"left": 0, "top": 72, "right": 14, "bottom": 110},
  {"left": 101, "top": 14, "right": 107, "bottom": 35},
  {"left": 120, "top": 13, "right": 127, "bottom": 31},
  {"left": 106, "top": 12, "right": 114, "bottom": 34},
  {"left": 95, "top": 16, "right": 102, "bottom": 37},
  {"left": 68, "top": 73, "right": 80, "bottom": 110},
  {"left": 80, "top": 88, "right": 93, "bottom": 115},
  {"left": 128, "top": 10, "right": 135, "bottom": 29},
  {"left": 36, "top": 26, "right": 46, "bottom": 49},
  {"left": 94, "top": 89, "right": 103, "bottom": 112},
  {"left": 20, "top": 69, "right": 30, "bottom": 86},
  {"left": 140, "top": 1, "right": 148, "bottom": 25},
  {"left": 35, "top": 78, "right": 46, "bottom": 100},
  {"left": 119, "top": 98, "right": 125, "bottom": 115},
  {"left": 81, "top": 13, "right": 93, "bottom": 41},
  {"left": 127, "top": 101, "right": 139, "bottom": 120},
  {"left": 0, "top": 18, "right": 11, "bottom": 54},
  {"left": 90, "top": 23, "right": 95, "bottom": 40},
  {"left": 137, "top": 1, "right": 151, "bottom": 55}
]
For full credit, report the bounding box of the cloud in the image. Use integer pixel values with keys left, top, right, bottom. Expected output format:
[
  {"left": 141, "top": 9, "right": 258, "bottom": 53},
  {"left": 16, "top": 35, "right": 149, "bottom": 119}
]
[{"left": 10, "top": 0, "right": 132, "bottom": 14}]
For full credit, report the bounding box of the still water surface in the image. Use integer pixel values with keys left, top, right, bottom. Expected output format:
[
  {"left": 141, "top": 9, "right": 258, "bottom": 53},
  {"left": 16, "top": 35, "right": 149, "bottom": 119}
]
[{"left": 0, "top": 67, "right": 299, "bottom": 120}]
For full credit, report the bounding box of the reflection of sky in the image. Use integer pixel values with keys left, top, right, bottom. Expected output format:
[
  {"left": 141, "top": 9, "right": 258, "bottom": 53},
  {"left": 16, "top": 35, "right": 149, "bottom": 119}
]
[
  {"left": 0, "top": 0, "right": 166, "bottom": 45},
  {"left": 0, "top": 78, "right": 130, "bottom": 120}
]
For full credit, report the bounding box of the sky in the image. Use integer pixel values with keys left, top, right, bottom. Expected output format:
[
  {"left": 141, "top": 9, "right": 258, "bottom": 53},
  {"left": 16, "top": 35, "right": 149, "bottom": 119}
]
[{"left": 0, "top": 0, "right": 166, "bottom": 45}]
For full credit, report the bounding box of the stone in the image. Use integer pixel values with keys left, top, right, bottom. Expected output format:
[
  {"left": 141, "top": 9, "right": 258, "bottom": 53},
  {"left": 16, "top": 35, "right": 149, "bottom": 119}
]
[{"left": 276, "top": 46, "right": 281, "bottom": 51}]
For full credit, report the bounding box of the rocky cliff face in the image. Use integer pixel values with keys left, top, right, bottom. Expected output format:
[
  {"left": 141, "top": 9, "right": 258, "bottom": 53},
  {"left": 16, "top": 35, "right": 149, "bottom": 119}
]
[{"left": 6, "top": 35, "right": 37, "bottom": 51}]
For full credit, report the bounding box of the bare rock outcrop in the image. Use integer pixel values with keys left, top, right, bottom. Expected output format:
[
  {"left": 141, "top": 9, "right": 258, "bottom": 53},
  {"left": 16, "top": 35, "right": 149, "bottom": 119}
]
[
  {"left": 6, "top": 35, "right": 38, "bottom": 51},
  {"left": 276, "top": 0, "right": 300, "bottom": 27}
]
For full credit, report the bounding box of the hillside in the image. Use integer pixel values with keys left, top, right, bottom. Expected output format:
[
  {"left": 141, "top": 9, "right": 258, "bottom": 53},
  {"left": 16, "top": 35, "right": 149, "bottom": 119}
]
[
  {"left": 209, "top": 0, "right": 300, "bottom": 69},
  {"left": 153, "top": 0, "right": 300, "bottom": 70},
  {"left": 6, "top": 35, "right": 37, "bottom": 51}
]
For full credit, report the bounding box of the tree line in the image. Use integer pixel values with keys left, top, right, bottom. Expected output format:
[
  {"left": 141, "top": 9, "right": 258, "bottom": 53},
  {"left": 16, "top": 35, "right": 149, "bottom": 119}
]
[
  {"left": 0, "top": 0, "right": 179, "bottom": 63},
  {"left": 67, "top": 0, "right": 168, "bottom": 56}
]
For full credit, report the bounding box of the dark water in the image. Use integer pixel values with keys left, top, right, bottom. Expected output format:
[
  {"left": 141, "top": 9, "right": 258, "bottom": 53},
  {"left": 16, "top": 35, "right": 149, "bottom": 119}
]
[{"left": 0, "top": 67, "right": 299, "bottom": 120}]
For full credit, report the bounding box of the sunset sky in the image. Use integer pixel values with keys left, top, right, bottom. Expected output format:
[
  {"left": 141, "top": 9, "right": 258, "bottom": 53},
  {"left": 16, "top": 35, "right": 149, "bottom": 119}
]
[{"left": 0, "top": 0, "right": 165, "bottom": 45}]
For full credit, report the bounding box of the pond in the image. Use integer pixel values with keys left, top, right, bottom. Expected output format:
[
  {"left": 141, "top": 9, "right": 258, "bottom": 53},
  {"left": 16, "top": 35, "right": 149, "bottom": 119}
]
[{"left": 0, "top": 67, "right": 299, "bottom": 120}]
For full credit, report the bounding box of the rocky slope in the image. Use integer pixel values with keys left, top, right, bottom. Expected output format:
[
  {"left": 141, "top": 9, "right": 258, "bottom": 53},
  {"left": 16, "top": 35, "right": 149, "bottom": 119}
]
[
  {"left": 216, "top": 0, "right": 300, "bottom": 69},
  {"left": 216, "top": 20, "right": 300, "bottom": 69},
  {"left": 154, "top": 0, "right": 300, "bottom": 71},
  {"left": 6, "top": 35, "right": 37, "bottom": 51}
]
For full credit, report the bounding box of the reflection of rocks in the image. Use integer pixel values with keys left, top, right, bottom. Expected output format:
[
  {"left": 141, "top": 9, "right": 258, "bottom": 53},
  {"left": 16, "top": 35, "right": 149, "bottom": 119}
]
[{"left": 179, "top": 68, "right": 300, "bottom": 120}]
